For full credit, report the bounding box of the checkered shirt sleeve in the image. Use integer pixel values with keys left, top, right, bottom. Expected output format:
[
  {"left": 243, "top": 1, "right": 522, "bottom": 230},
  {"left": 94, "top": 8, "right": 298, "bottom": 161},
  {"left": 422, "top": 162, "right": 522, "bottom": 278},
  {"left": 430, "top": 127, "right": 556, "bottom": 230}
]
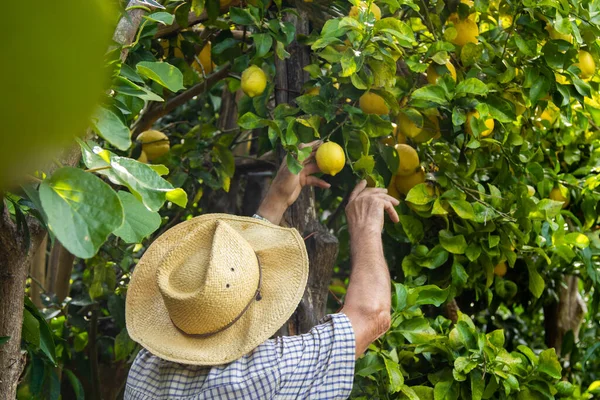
[{"left": 124, "top": 313, "right": 356, "bottom": 399}]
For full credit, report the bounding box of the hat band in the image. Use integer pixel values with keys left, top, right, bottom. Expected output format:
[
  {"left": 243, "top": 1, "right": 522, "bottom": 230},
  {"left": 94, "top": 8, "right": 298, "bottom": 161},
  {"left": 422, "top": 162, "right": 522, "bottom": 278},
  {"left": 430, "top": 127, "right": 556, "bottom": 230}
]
[{"left": 173, "top": 253, "right": 263, "bottom": 338}]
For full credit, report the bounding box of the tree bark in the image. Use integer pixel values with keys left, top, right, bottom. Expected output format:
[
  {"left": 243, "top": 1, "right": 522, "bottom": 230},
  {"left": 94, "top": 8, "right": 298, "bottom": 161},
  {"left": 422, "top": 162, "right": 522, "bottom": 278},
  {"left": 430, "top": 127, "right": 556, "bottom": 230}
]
[
  {"left": 544, "top": 275, "right": 587, "bottom": 354},
  {"left": 273, "top": 10, "right": 340, "bottom": 336},
  {"left": 0, "top": 3, "right": 150, "bottom": 398},
  {"left": 29, "top": 235, "right": 48, "bottom": 309},
  {"left": 46, "top": 241, "right": 76, "bottom": 303}
]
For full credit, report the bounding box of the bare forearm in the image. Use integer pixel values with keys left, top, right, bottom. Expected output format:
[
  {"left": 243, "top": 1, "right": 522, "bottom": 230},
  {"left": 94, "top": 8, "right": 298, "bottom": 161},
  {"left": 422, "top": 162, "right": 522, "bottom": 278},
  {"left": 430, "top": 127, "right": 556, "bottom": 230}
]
[
  {"left": 256, "top": 190, "right": 287, "bottom": 225},
  {"left": 345, "top": 234, "right": 391, "bottom": 314}
]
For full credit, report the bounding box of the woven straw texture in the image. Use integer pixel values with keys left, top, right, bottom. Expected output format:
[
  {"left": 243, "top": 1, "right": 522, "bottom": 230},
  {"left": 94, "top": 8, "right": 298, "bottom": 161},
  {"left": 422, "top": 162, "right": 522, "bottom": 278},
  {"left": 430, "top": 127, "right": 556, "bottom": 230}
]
[{"left": 126, "top": 214, "right": 309, "bottom": 365}]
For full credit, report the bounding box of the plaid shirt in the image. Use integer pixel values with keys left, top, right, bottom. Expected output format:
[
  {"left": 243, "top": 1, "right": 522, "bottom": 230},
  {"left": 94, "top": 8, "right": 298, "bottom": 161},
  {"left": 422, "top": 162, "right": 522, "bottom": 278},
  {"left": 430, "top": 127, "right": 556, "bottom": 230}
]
[{"left": 124, "top": 313, "right": 355, "bottom": 399}]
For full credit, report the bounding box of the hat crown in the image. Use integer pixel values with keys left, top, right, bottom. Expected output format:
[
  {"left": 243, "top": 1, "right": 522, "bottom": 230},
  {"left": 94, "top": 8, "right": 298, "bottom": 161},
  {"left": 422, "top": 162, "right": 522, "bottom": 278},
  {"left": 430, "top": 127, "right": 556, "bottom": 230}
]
[{"left": 157, "top": 220, "right": 260, "bottom": 335}]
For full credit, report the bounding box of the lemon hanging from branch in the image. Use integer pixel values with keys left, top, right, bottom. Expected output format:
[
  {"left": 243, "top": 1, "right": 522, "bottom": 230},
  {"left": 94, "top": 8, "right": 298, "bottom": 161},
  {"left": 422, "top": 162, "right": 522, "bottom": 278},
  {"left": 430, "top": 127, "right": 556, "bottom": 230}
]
[
  {"left": 138, "top": 130, "right": 170, "bottom": 161},
  {"left": 394, "top": 144, "right": 420, "bottom": 176},
  {"left": 241, "top": 65, "right": 267, "bottom": 98},
  {"left": 316, "top": 142, "right": 346, "bottom": 176},
  {"left": 465, "top": 110, "right": 494, "bottom": 137},
  {"left": 359, "top": 92, "right": 389, "bottom": 115}
]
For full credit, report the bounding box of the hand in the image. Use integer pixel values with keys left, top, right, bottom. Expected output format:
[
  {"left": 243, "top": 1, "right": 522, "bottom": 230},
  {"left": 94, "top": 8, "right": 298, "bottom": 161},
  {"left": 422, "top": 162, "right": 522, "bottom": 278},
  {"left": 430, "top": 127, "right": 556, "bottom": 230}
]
[
  {"left": 345, "top": 180, "right": 400, "bottom": 237},
  {"left": 257, "top": 141, "right": 331, "bottom": 224}
]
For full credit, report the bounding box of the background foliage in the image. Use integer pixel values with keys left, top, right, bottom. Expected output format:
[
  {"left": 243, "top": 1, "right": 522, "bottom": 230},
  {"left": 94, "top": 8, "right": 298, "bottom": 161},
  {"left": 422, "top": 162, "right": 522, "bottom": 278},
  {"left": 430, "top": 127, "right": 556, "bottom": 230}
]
[{"left": 6, "top": 0, "right": 600, "bottom": 398}]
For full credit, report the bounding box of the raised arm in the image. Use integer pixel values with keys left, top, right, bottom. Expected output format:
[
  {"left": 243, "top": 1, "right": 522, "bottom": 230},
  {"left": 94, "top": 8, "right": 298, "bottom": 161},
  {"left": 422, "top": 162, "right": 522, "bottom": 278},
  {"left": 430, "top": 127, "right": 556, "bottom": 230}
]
[
  {"left": 256, "top": 141, "right": 330, "bottom": 225},
  {"left": 341, "top": 180, "right": 399, "bottom": 358}
]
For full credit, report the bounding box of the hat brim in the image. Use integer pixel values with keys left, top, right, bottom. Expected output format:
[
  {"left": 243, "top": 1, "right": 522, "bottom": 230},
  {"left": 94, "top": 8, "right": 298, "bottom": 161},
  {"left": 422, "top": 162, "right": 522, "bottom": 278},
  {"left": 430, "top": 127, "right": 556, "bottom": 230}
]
[{"left": 126, "top": 214, "right": 309, "bottom": 365}]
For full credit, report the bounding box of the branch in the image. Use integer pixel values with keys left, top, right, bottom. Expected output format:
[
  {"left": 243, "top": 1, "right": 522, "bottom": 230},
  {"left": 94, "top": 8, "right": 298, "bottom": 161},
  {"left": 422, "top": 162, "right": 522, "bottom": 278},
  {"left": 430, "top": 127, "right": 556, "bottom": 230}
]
[
  {"left": 155, "top": 11, "right": 208, "bottom": 38},
  {"left": 131, "top": 64, "right": 232, "bottom": 138}
]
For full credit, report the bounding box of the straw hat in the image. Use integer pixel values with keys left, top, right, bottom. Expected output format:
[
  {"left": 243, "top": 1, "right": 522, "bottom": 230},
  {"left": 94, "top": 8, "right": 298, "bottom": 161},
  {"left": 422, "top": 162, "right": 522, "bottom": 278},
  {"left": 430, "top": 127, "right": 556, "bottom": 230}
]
[{"left": 126, "top": 213, "right": 309, "bottom": 365}]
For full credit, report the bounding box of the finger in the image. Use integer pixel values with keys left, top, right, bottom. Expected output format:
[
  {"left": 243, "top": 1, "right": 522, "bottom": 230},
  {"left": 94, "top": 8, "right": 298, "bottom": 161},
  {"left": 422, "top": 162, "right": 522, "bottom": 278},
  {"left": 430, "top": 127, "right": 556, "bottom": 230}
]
[
  {"left": 348, "top": 180, "right": 368, "bottom": 203},
  {"left": 383, "top": 200, "right": 400, "bottom": 223},
  {"left": 306, "top": 176, "right": 331, "bottom": 189},
  {"left": 299, "top": 140, "right": 323, "bottom": 151},
  {"left": 302, "top": 162, "right": 321, "bottom": 174},
  {"left": 381, "top": 194, "right": 400, "bottom": 206},
  {"left": 357, "top": 188, "right": 388, "bottom": 198}
]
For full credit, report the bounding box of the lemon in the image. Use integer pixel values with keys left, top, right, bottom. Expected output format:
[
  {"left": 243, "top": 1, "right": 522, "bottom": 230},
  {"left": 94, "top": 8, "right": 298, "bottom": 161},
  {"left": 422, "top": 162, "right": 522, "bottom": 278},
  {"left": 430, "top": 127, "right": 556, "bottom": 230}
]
[
  {"left": 545, "top": 23, "right": 573, "bottom": 43},
  {"left": 305, "top": 87, "right": 320, "bottom": 96},
  {"left": 412, "top": 114, "right": 441, "bottom": 143},
  {"left": 426, "top": 61, "right": 457, "bottom": 84},
  {"left": 397, "top": 111, "right": 423, "bottom": 138},
  {"left": 535, "top": 104, "right": 559, "bottom": 130},
  {"left": 576, "top": 50, "right": 596, "bottom": 79},
  {"left": 359, "top": 92, "right": 389, "bottom": 115},
  {"left": 549, "top": 186, "right": 569, "bottom": 208},
  {"left": 192, "top": 42, "right": 215, "bottom": 75},
  {"left": 499, "top": 13, "right": 513, "bottom": 29},
  {"left": 588, "top": 381, "right": 600, "bottom": 392},
  {"left": 494, "top": 261, "right": 507, "bottom": 277},
  {"left": 395, "top": 168, "right": 425, "bottom": 195},
  {"left": 465, "top": 110, "right": 494, "bottom": 136},
  {"left": 447, "top": 13, "right": 479, "bottom": 46},
  {"left": 316, "top": 142, "right": 346, "bottom": 176},
  {"left": 241, "top": 65, "right": 267, "bottom": 98},
  {"left": 387, "top": 176, "right": 402, "bottom": 200},
  {"left": 138, "top": 130, "right": 170, "bottom": 160},
  {"left": 137, "top": 150, "right": 149, "bottom": 163},
  {"left": 349, "top": 2, "right": 381, "bottom": 21},
  {"left": 395, "top": 144, "right": 420, "bottom": 176}
]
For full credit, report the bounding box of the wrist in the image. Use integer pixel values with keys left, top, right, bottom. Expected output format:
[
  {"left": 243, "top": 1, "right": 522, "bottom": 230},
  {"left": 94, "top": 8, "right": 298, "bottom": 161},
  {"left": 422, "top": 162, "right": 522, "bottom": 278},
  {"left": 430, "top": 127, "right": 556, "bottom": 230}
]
[{"left": 256, "top": 191, "right": 288, "bottom": 225}]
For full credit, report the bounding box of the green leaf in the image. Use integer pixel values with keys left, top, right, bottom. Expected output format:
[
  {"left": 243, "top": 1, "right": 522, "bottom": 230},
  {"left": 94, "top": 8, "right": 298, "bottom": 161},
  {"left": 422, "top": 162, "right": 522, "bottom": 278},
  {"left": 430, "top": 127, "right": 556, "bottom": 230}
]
[
  {"left": 40, "top": 167, "right": 124, "bottom": 258},
  {"left": 91, "top": 107, "right": 131, "bottom": 151},
  {"left": 486, "top": 95, "right": 516, "bottom": 123},
  {"left": 238, "top": 112, "right": 270, "bottom": 129},
  {"left": 113, "top": 191, "right": 162, "bottom": 244},
  {"left": 144, "top": 11, "right": 175, "bottom": 25},
  {"left": 64, "top": 370, "right": 85, "bottom": 400},
  {"left": 398, "top": 215, "right": 424, "bottom": 243},
  {"left": 411, "top": 85, "right": 448, "bottom": 105},
  {"left": 286, "top": 153, "right": 303, "bottom": 174},
  {"left": 471, "top": 368, "right": 485, "bottom": 400},
  {"left": 136, "top": 61, "right": 184, "bottom": 92},
  {"left": 410, "top": 285, "right": 449, "bottom": 306},
  {"left": 230, "top": 7, "right": 255, "bottom": 25},
  {"left": 434, "top": 380, "right": 459, "bottom": 400},
  {"left": 538, "top": 348, "right": 562, "bottom": 379},
  {"left": 447, "top": 199, "right": 476, "bottom": 220},
  {"left": 253, "top": 33, "right": 273, "bottom": 58},
  {"left": 465, "top": 242, "right": 481, "bottom": 261},
  {"left": 22, "top": 308, "right": 40, "bottom": 347},
  {"left": 439, "top": 230, "right": 468, "bottom": 254},
  {"left": 354, "top": 154, "right": 375, "bottom": 174},
  {"left": 455, "top": 78, "right": 489, "bottom": 96},
  {"left": 114, "top": 328, "right": 136, "bottom": 362},
  {"left": 384, "top": 357, "right": 404, "bottom": 393},
  {"left": 406, "top": 183, "right": 436, "bottom": 205},
  {"left": 564, "top": 232, "right": 589, "bottom": 248},
  {"left": 526, "top": 263, "right": 545, "bottom": 298}
]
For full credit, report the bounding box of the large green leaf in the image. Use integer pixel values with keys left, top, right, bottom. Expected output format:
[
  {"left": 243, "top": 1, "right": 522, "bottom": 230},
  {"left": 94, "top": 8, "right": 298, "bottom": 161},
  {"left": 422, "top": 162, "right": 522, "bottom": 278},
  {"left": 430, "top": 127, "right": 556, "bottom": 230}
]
[
  {"left": 526, "top": 263, "right": 545, "bottom": 298},
  {"left": 439, "top": 230, "right": 468, "bottom": 254},
  {"left": 40, "top": 167, "right": 124, "bottom": 258},
  {"left": 384, "top": 357, "right": 404, "bottom": 393},
  {"left": 136, "top": 61, "right": 185, "bottom": 92},
  {"left": 91, "top": 107, "right": 131, "bottom": 151},
  {"left": 537, "top": 348, "right": 562, "bottom": 379},
  {"left": 113, "top": 191, "right": 162, "bottom": 243},
  {"left": 22, "top": 308, "right": 40, "bottom": 347}
]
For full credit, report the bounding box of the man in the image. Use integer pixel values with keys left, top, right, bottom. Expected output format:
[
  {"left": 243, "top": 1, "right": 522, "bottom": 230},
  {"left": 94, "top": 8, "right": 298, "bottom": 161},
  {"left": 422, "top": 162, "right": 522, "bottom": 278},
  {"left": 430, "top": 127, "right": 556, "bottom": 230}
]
[{"left": 124, "top": 142, "right": 399, "bottom": 399}]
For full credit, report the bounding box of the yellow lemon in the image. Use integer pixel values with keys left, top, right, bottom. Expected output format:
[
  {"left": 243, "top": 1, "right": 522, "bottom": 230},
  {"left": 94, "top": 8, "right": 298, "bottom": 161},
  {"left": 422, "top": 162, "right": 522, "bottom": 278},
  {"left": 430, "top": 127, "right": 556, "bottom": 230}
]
[
  {"left": 576, "top": 50, "right": 596, "bottom": 79},
  {"left": 241, "top": 65, "right": 267, "bottom": 98},
  {"left": 465, "top": 110, "right": 494, "bottom": 136},
  {"left": 387, "top": 176, "right": 402, "bottom": 200},
  {"left": 359, "top": 92, "right": 389, "bottom": 115},
  {"left": 397, "top": 111, "right": 423, "bottom": 138},
  {"left": 494, "top": 261, "right": 507, "bottom": 277},
  {"left": 588, "top": 381, "right": 600, "bottom": 392},
  {"left": 137, "top": 150, "right": 149, "bottom": 163},
  {"left": 546, "top": 23, "right": 573, "bottom": 43},
  {"left": 499, "top": 13, "right": 513, "bottom": 29},
  {"left": 316, "top": 142, "right": 346, "bottom": 176},
  {"left": 535, "top": 104, "right": 559, "bottom": 130},
  {"left": 395, "top": 144, "right": 420, "bottom": 176},
  {"left": 549, "top": 186, "right": 570, "bottom": 208},
  {"left": 395, "top": 169, "right": 425, "bottom": 195},
  {"left": 138, "top": 130, "right": 170, "bottom": 160},
  {"left": 447, "top": 13, "right": 479, "bottom": 46},
  {"left": 192, "top": 42, "right": 215, "bottom": 75},
  {"left": 426, "top": 61, "right": 457, "bottom": 84},
  {"left": 349, "top": 2, "right": 381, "bottom": 20}
]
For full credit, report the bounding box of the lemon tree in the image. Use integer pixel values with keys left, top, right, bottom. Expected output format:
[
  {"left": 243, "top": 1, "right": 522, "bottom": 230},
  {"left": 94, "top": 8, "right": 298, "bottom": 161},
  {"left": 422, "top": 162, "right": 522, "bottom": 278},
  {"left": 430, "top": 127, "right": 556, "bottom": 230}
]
[{"left": 6, "top": 0, "right": 600, "bottom": 397}]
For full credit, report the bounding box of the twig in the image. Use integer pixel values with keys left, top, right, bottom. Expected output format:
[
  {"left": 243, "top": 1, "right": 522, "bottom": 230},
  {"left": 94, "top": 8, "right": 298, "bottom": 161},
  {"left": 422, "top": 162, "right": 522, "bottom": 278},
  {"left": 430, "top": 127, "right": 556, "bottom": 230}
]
[
  {"left": 28, "top": 274, "right": 48, "bottom": 293},
  {"left": 89, "top": 306, "right": 101, "bottom": 400},
  {"left": 85, "top": 166, "right": 112, "bottom": 173}
]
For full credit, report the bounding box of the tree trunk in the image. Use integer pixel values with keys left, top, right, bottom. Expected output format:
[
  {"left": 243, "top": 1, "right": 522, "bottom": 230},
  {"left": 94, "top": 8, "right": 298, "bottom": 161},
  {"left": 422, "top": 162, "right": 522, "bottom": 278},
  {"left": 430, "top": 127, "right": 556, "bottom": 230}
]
[
  {"left": 273, "top": 11, "right": 340, "bottom": 336},
  {"left": 46, "top": 242, "right": 76, "bottom": 303},
  {"left": 544, "top": 275, "right": 586, "bottom": 354},
  {"left": 0, "top": 206, "right": 45, "bottom": 399},
  {"left": 0, "top": 3, "right": 150, "bottom": 397},
  {"left": 29, "top": 235, "right": 48, "bottom": 309}
]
